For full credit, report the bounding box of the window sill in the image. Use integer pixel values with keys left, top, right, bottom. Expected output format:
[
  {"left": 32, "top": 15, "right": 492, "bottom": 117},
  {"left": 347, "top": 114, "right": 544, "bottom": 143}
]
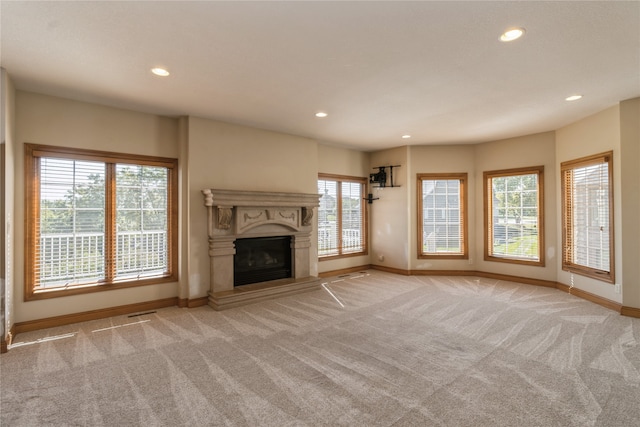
[
  {"left": 562, "top": 264, "right": 614, "bottom": 284},
  {"left": 419, "top": 254, "right": 468, "bottom": 260},
  {"left": 25, "top": 275, "right": 178, "bottom": 301},
  {"left": 485, "top": 255, "right": 545, "bottom": 267},
  {"left": 319, "top": 251, "right": 368, "bottom": 261}
]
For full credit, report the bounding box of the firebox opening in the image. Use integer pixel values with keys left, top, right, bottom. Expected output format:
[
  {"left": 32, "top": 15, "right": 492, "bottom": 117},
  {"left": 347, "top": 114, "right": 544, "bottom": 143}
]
[{"left": 234, "top": 236, "right": 292, "bottom": 287}]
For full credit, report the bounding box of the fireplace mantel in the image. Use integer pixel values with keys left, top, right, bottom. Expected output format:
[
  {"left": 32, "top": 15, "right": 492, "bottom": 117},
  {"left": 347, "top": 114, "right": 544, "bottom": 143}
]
[
  {"left": 202, "top": 189, "right": 321, "bottom": 310},
  {"left": 203, "top": 188, "right": 321, "bottom": 208}
]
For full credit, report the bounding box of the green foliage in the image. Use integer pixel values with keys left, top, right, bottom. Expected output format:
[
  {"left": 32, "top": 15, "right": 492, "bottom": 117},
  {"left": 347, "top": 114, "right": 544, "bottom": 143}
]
[
  {"left": 41, "top": 165, "right": 168, "bottom": 234},
  {"left": 492, "top": 223, "right": 539, "bottom": 259},
  {"left": 492, "top": 173, "right": 538, "bottom": 221},
  {"left": 493, "top": 233, "right": 539, "bottom": 258}
]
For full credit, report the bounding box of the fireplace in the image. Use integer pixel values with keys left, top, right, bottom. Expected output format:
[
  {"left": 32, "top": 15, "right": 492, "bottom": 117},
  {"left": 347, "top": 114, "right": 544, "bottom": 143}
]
[
  {"left": 203, "top": 189, "right": 321, "bottom": 310},
  {"left": 234, "top": 236, "right": 292, "bottom": 286}
]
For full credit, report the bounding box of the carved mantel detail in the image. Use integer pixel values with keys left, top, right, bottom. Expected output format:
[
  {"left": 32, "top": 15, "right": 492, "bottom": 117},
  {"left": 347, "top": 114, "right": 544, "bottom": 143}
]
[
  {"left": 202, "top": 189, "right": 320, "bottom": 235},
  {"left": 301, "top": 207, "right": 314, "bottom": 226},
  {"left": 217, "top": 207, "right": 233, "bottom": 229},
  {"left": 202, "top": 189, "right": 321, "bottom": 309},
  {"left": 236, "top": 207, "right": 299, "bottom": 233}
]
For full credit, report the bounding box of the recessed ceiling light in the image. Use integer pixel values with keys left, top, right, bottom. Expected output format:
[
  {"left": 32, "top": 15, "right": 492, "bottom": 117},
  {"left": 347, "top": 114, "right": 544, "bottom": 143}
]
[
  {"left": 500, "top": 27, "right": 525, "bottom": 42},
  {"left": 402, "top": 134, "right": 411, "bottom": 139},
  {"left": 151, "top": 67, "right": 170, "bottom": 77},
  {"left": 565, "top": 95, "right": 583, "bottom": 101},
  {"left": 315, "top": 112, "right": 328, "bottom": 118}
]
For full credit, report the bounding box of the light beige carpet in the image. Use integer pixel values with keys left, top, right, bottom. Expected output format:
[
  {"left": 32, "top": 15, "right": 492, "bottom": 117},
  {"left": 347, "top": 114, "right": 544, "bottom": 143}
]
[{"left": 1, "top": 271, "right": 639, "bottom": 426}]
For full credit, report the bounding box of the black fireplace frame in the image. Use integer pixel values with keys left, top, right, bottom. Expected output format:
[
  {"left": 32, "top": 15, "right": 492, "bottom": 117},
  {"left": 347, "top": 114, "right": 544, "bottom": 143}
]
[{"left": 233, "top": 236, "right": 293, "bottom": 287}]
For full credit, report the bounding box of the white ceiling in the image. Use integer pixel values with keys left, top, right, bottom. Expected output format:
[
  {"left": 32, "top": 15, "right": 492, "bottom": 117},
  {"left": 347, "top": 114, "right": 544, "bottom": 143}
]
[{"left": 1, "top": 1, "right": 639, "bottom": 151}]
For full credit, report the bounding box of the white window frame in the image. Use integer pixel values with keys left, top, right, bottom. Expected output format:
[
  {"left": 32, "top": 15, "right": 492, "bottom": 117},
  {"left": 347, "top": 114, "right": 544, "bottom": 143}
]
[{"left": 417, "top": 173, "right": 468, "bottom": 259}]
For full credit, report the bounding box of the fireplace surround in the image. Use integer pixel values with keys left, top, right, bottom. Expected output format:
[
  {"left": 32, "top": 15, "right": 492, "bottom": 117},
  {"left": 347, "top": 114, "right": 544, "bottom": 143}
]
[{"left": 202, "top": 189, "right": 321, "bottom": 309}]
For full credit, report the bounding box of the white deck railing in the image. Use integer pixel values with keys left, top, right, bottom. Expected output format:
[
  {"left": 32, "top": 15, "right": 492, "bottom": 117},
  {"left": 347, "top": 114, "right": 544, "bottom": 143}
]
[
  {"left": 39, "top": 230, "right": 167, "bottom": 287},
  {"left": 318, "top": 224, "right": 362, "bottom": 255}
]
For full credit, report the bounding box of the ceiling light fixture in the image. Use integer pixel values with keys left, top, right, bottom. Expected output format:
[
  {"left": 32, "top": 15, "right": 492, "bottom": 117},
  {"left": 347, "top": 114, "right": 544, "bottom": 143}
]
[
  {"left": 565, "top": 94, "right": 583, "bottom": 101},
  {"left": 402, "top": 134, "right": 411, "bottom": 139},
  {"left": 500, "top": 27, "right": 525, "bottom": 42},
  {"left": 315, "top": 112, "right": 328, "bottom": 118},
  {"left": 151, "top": 67, "right": 170, "bottom": 77}
]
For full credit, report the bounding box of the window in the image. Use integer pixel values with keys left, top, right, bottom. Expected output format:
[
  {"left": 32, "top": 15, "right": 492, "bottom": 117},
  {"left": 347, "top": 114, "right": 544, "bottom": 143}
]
[
  {"left": 484, "top": 166, "right": 544, "bottom": 266},
  {"left": 25, "top": 144, "right": 178, "bottom": 300},
  {"left": 418, "top": 174, "right": 468, "bottom": 258},
  {"left": 317, "top": 174, "right": 367, "bottom": 258},
  {"left": 561, "top": 152, "right": 614, "bottom": 283}
]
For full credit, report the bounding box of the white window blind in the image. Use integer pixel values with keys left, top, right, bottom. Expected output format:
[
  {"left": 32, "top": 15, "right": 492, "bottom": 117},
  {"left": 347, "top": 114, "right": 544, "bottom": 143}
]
[
  {"left": 115, "top": 164, "right": 169, "bottom": 280},
  {"left": 38, "top": 158, "right": 106, "bottom": 287},
  {"left": 341, "top": 181, "right": 364, "bottom": 254},
  {"left": 491, "top": 174, "right": 539, "bottom": 260},
  {"left": 318, "top": 179, "right": 339, "bottom": 256},
  {"left": 487, "top": 171, "right": 541, "bottom": 262},
  {"left": 420, "top": 178, "right": 464, "bottom": 255},
  {"left": 562, "top": 152, "right": 613, "bottom": 282},
  {"left": 318, "top": 176, "right": 366, "bottom": 258}
]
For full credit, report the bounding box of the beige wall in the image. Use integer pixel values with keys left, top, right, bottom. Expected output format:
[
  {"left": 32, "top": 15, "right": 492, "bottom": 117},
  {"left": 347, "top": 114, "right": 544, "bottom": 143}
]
[
  {"left": 556, "top": 105, "right": 622, "bottom": 304},
  {"left": 369, "top": 146, "right": 411, "bottom": 271},
  {"left": 475, "top": 132, "right": 557, "bottom": 281},
  {"left": 13, "top": 91, "right": 180, "bottom": 322},
  {"left": 408, "top": 144, "right": 477, "bottom": 271},
  {"left": 317, "top": 144, "right": 371, "bottom": 273},
  {"left": 619, "top": 98, "right": 640, "bottom": 308},
  {"left": 317, "top": 144, "right": 369, "bottom": 178},
  {"left": 186, "top": 116, "right": 320, "bottom": 297}
]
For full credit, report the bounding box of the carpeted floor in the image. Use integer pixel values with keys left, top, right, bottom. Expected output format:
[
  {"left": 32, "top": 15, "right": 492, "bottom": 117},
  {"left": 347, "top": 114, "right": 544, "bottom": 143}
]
[{"left": 1, "top": 271, "right": 639, "bottom": 426}]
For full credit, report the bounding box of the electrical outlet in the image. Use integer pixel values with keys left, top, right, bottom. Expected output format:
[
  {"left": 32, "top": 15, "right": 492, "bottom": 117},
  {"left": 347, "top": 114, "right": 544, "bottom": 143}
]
[
  {"left": 615, "top": 283, "right": 621, "bottom": 294},
  {"left": 378, "top": 255, "right": 385, "bottom": 262}
]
